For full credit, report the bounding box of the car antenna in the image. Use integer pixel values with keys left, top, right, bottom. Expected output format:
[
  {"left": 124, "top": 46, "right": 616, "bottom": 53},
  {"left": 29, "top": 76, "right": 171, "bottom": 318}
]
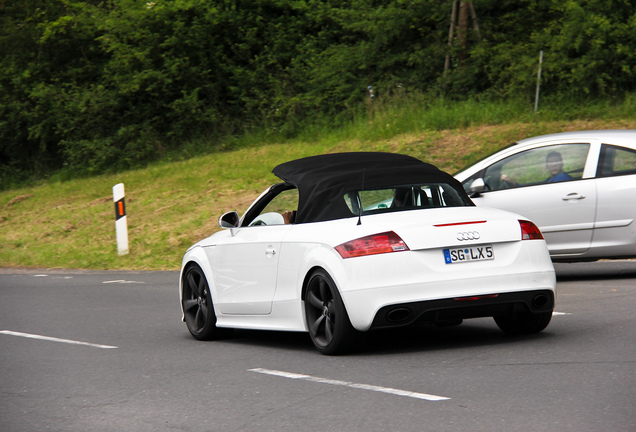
[{"left": 357, "top": 168, "right": 366, "bottom": 225}]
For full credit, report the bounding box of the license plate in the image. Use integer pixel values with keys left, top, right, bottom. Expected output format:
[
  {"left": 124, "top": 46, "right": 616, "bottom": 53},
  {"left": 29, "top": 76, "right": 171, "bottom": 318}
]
[{"left": 443, "top": 244, "right": 494, "bottom": 264}]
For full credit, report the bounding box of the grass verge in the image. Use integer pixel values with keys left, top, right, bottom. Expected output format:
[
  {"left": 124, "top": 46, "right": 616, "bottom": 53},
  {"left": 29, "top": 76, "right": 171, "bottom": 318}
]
[{"left": 2, "top": 97, "right": 635, "bottom": 270}]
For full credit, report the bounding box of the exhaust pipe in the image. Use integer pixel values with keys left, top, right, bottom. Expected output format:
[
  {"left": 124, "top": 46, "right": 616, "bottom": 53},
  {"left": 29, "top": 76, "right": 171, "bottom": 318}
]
[
  {"left": 386, "top": 307, "right": 412, "bottom": 323},
  {"left": 532, "top": 294, "right": 549, "bottom": 309}
]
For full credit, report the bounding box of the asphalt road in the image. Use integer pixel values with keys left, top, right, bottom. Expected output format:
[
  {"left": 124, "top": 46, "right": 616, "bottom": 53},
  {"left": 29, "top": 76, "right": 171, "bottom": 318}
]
[{"left": 1, "top": 261, "right": 635, "bottom": 432}]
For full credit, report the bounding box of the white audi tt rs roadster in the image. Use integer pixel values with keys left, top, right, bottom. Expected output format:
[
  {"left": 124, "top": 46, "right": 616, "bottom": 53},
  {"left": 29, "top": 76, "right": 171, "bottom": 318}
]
[{"left": 180, "top": 152, "right": 556, "bottom": 354}]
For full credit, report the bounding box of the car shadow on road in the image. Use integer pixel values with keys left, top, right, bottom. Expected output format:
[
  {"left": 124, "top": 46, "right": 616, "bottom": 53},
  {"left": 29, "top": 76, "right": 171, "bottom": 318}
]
[
  {"left": 209, "top": 329, "right": 317, "bottom": 353},
  {"left": 196, "top": 319, "right": 554, "bottom": 356},
  {"left": 359, "top": 321, "right": 554, "bottom": 355}
]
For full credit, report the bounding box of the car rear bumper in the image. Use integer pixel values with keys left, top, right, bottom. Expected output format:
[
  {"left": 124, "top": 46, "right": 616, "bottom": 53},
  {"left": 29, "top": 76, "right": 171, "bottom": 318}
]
[
  {"left": 340, "top": 268, "right": 556, "bottom": 331},
  {"left": 369, "top": 289, "right": 554, "bottom": 330}
]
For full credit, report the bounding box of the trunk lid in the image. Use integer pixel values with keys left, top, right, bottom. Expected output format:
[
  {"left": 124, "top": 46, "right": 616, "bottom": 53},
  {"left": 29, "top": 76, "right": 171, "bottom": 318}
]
[{"left": 371, "top": 207, "right": 525, "bottom": 251}]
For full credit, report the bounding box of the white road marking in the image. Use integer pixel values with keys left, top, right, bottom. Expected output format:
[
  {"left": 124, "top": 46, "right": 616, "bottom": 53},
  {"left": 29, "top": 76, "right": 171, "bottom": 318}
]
[
  {"left": 0, "top": 330, "right": 118, "bottom": 349},
  {"left": 29, "top": 274, "right": 72, "bottom": 279},
  {"left": 249, "top": 368, "right": 450, "bottom": 401},
  {"left": 553, "top": 311, "right": 572, "bottom": 316},
  {"left": 102, "top": 280, "right": 145, "bottom": 284}
]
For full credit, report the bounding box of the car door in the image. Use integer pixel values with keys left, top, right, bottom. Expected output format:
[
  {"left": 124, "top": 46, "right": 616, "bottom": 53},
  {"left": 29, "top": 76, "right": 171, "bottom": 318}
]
[
  {"left": 208, "top": 224, "right": 291, "bottom": 315},
  {"left": 470, "top": 143, "right": 597, "bottom": 255},
  {"left": 590, "top": 144, "right": 636, "bottom": 257},
  {"left": 206, "top": 185, "right": 299, "bottom": 315}
]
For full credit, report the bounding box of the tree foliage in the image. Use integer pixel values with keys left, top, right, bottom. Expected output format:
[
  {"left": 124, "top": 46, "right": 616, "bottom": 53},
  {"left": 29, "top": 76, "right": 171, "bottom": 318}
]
[{"left": 1, "top": 0, "right": 635, "bottom": 184}]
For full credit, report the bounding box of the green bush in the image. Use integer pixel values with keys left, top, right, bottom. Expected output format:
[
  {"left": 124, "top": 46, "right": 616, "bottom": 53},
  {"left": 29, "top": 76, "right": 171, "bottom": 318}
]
[{"left": 1, "top": 0, "right": 635, "bottom": 187}]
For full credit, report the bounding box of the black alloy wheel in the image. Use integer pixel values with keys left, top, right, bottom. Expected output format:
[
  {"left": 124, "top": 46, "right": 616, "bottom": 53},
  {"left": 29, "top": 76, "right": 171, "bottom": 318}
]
[
  {"left": 304, "top": 270, "right": 359, "bottom": 355},
  {"left": 182, "top": 264, "right": 231, "bottom": 340}
]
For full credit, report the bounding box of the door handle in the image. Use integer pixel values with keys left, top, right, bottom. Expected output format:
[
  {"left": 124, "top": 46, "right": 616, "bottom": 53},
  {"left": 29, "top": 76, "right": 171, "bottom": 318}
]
[
  {"left": 562, "top": 193, "right": 585, "bottom": 201},
  {"left": 265, "top": 246, "right": 277, "bottom": 257}
]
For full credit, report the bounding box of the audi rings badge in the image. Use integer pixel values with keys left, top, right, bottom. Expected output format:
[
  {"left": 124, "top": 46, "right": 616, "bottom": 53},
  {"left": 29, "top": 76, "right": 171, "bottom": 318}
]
[{"left": 457, "top": 231, "right": 480, "bottom": 241}]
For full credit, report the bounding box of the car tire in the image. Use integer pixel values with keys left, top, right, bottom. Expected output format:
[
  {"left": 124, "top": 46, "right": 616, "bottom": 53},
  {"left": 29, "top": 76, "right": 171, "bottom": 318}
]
[
  {"left": 182, "top": 264, "right": 232, "bottom": 341},
  {"left": 494, "top": 311, "right": 553, "bottom": 335},
  {"left": 304, "top": 269, "right": 360, "bottom": 355}
]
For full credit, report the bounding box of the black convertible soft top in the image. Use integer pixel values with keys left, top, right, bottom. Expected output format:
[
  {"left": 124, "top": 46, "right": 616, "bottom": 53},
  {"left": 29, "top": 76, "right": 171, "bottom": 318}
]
[{"left": 272, "top": 152, "right": 471, "bottom": 223}]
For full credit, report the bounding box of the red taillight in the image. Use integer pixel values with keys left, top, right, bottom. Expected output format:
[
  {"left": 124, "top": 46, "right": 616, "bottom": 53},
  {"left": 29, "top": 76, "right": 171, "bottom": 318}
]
[
  {"left": 335, "top": 231, "right": 409, "bottom": 259},
  {"left": 519, "top": 220, "right": 544, "bottom": 240}
]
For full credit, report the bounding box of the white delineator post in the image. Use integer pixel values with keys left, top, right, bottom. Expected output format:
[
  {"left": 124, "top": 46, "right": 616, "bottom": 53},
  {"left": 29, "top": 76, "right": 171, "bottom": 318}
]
[{"left": 113, "top": 183, "right": 129, "bottom": 256}]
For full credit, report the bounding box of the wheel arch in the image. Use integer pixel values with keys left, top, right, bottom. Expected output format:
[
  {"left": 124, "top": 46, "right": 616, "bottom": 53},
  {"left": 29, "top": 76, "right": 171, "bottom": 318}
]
[
  {"left": 297, "top": 250, "right": 361, "bottom": 328},
  {"left": 179, "top": 246, "right": 217, "bottom": 321},
  {"left": 301, "top": 265, "right": 328, "bottom": 302}
]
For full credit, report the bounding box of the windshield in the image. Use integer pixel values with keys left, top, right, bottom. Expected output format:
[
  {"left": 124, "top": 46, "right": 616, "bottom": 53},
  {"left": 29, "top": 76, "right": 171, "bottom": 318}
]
[{"left": 344, "top": 183, "right": 472, "bottom": 215}]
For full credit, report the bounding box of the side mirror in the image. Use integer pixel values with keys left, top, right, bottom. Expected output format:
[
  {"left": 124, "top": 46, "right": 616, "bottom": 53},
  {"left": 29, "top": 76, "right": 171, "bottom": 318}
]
[
  {"left": 218, "top": 211, "right": 239, "bottom": 229},
  {"left": 469, "top": 178, "right": 486, "bottom": 197}
]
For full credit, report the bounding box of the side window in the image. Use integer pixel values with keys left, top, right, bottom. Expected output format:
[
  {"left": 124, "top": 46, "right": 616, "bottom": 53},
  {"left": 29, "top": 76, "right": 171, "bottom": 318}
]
[
  {"left": 597, "top": 145, "right": 636, "bottom": 177},
  {"left": 483, "top": 143, "right": 590, "bottom": 191},
  {"left": 248, "top": 187, "right": 299, "bottom": 226}
]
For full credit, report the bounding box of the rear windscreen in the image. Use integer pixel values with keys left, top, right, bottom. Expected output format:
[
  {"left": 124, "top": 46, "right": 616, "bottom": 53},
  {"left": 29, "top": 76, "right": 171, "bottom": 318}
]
[{"left": 344, "top": 183, "right": 471, "bottom": 215}]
